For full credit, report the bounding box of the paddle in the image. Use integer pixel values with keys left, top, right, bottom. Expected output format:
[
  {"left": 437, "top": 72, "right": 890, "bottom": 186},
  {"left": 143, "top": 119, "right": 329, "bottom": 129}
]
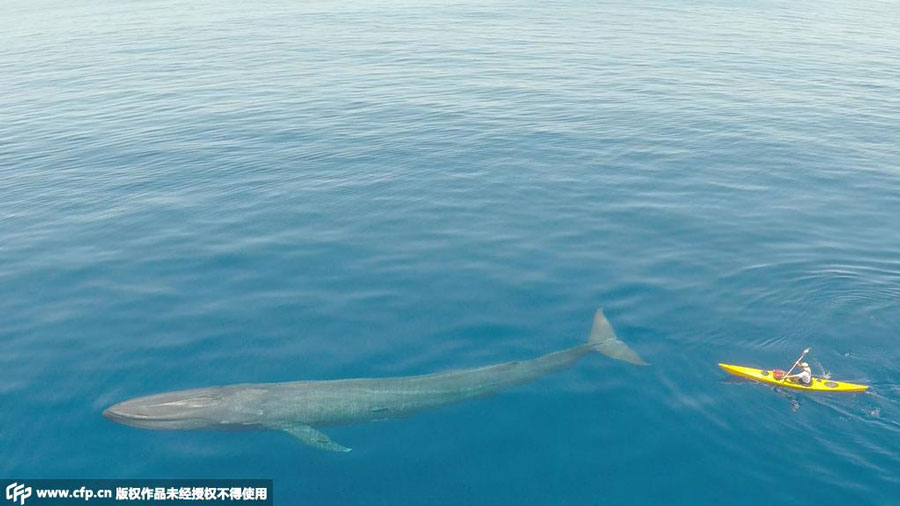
[{"left": 780, "top": 347, "right": 811, "bottom": 385}]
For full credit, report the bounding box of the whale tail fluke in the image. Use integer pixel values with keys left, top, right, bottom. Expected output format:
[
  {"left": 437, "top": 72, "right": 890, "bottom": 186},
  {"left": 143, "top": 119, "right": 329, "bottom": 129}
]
[{"left": 587, "top": 309, "right": 648, "bottom": 365}]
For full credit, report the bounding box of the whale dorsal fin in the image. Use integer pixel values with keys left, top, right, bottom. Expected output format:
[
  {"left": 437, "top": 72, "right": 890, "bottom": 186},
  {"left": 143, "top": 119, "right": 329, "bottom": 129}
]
[{"left": 279, "top": 424, "right": 352, "bottom": 453}]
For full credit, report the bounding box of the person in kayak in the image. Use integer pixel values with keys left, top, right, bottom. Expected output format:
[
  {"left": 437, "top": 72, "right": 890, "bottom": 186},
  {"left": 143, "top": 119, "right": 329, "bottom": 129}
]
[{"left": 786, "top": 361, "right": 813, "bottom": 385}]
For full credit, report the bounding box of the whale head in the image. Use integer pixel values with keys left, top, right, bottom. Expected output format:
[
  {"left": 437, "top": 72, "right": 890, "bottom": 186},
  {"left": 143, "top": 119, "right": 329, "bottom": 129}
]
[{"left": 103, "top": 386, "right": 265, "bottom": 431}]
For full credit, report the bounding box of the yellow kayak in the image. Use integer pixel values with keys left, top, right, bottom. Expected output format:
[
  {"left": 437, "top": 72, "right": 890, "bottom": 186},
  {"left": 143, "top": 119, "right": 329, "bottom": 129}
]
[{"left": 718, "top": 363, "right": 868, "bottom": 392}]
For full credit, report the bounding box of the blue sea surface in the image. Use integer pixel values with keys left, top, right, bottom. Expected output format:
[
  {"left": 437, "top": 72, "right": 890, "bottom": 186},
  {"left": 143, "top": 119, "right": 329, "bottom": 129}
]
[{"left": 2, "top": 0, "right": 900, "bottom": 503}]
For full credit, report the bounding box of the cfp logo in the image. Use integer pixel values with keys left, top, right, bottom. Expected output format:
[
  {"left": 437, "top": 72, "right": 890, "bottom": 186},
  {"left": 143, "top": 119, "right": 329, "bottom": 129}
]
[{"left": 5, "top": 483, "right": 31, "bottom": 506}]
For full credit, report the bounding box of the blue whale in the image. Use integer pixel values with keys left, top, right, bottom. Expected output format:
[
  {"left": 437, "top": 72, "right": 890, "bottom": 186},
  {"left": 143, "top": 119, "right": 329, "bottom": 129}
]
[{"left": 104, "top": 309, "right": 645, "bottom": 452}]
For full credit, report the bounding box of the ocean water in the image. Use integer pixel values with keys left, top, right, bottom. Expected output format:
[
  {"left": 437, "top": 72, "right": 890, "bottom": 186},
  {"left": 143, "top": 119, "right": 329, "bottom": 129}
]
[{"left": 2, "top": 0, "right": 900, "bottom": 503}]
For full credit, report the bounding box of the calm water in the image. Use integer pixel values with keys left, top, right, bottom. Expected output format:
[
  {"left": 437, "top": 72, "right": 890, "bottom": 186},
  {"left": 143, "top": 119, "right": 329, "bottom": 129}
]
[{"left": 2, "top": 0, "right": 900, "bottom": 503}]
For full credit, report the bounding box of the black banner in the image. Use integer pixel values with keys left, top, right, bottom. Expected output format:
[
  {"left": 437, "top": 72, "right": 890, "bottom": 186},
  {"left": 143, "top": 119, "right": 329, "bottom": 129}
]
[{"left": 3, "top": 480, "right": 272, "bottom": 506}]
